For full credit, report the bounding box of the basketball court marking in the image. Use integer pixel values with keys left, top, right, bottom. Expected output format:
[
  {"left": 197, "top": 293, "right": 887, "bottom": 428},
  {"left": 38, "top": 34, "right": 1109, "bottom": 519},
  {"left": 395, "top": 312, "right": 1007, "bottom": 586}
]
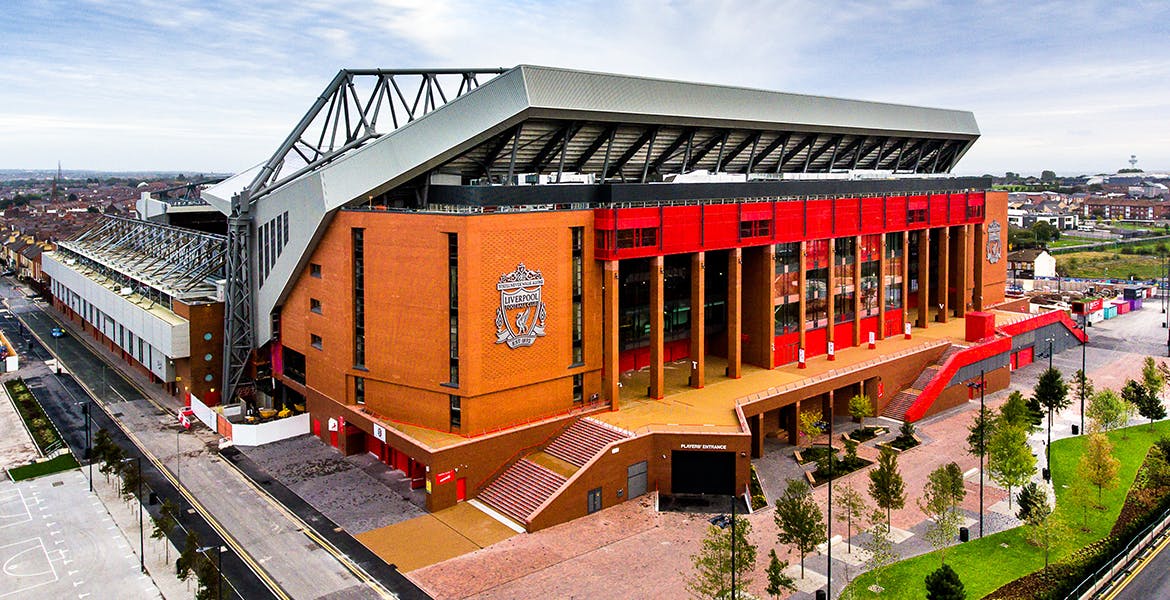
[
  {"left": 0, "top": 537, "right": 59, "bottom": 598},
  {"left": 0, "top": 488, "right": 31, "bottom": 530}
]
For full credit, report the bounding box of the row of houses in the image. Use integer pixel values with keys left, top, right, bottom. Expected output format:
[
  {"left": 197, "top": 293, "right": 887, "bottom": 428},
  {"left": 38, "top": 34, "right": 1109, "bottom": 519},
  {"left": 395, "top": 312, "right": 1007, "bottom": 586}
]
[{"left": 2, "top": 233, "right": 55, "bottom": 294}]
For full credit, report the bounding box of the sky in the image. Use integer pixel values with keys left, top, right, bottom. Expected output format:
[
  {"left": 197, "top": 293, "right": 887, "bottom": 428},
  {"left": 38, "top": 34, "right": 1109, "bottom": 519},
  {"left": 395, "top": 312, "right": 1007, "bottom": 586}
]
[{"left": 2, "top": 0, "right": 1169, "bottom": 176}]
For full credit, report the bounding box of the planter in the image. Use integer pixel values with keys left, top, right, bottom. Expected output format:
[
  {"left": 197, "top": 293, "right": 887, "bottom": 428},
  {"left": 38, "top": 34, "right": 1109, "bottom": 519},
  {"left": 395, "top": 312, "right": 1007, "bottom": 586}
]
[
  {"left": 795, "top": 444, "right": 839, "bottom": 465},
  {"left": 878, "top": 433, "right": 922, "bottom": 453},
  {"left": 810, "top": 455, "right": 874, "bottom": 486},
  {"left": 846, "top": 426, "right": 888, "bottom": 443}
]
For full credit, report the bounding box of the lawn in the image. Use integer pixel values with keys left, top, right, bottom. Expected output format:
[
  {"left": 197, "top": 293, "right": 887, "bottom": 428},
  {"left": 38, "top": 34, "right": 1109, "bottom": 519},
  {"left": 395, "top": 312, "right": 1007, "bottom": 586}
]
[
  {"left": 841, "top": 420, "right": 1170, "bottom": 599},
  {"left": 7, "top": 454, "right": 79, "bottom": 481},
  {"left": 1058, "top": 251, "right": 1164, "bottom": 280},
  {"left": 5, "top": 378, "right": 65, "bottom": 454},
  {"left": 1046, "top": 236, "right": 1099, "bottom": 249}
]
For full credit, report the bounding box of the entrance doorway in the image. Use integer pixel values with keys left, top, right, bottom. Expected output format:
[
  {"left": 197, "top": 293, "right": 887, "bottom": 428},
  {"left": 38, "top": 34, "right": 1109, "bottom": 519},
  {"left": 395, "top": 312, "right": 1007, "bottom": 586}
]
[
  {"left": 671, "top": 450, "right": 734, "bottom": 495},
  {"left": 627, "top": 461, "right": 648, "bottom": 499}
]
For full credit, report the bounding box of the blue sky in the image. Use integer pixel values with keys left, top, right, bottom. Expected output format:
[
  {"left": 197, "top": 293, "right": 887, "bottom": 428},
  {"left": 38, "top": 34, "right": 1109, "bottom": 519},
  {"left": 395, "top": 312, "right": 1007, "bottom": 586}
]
[{"left": 2, "top": 0, "right": 1168, "bottom": 175}]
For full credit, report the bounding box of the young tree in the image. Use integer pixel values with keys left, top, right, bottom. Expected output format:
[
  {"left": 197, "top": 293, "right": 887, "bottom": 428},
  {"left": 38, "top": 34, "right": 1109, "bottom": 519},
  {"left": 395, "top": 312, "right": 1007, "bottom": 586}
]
[
  {"left": 774, "top": 479, "right": 826, "bottom": 578},
  {"left": 899, "top": 420, "right": 916, "bottom": 440},
  {"left": 1143, "top": 356, "right": 1165, "bottom": 402},
  {"left": 152, "top": 498, "right": 179, "bottom": 564},
  {"left": 1034, "top": 368, "right": 1070, "bottom": 451},
  {"left": 940, "top": 462, "right": 967, "bottom": 512},
  {"left": 849, "top": 393, "right": 874, "bottom": 425},
  {"left": 93, "top": 428, "right": 115, "bottom": 468},
  {"left": 967, "top": 405, "right": 994, "bottom": 458},
  {"left": 1015, "top": 482, "right": 1048, "bottom": 523},
  {"left": 863, "top": 508, "right": 900, "bottom": 591},
  {"left": 99, "top": 441, "right": 126, "bottom": 484},
  {"left": 687, "top": 515, "right": 757, "bottom": 599},
  {"left": 1000, "top": 391, "right": 1038, "bottom": 432},
  {"left": 1067, "top": 476, "right": 1095, "bottom": 532},
  {"left": 920, "top": 463, "right": 965, "bottom": 565},
  {"left": 177, "top": 529, "right": 199, "bottom": 583},
  {"left": 764, "top": 549, "right": 796, "bottom": 600},
  {"left": 1026, "top": 514, "right": 1070, "bottom": 573},
  {"left": 925, "top": 563, "right": 967, "bottom": 600},
  {"left": 797, "top": 409, "right": 824, "bottom": 449},
  {"left": 1078, "top": 433, "right": 1120, "bottom": 505},
  {"left": 1128, "top": 376, "right": 1168, "bottom": 430},
  {"left": 1087, "top": 389, "right": 1127, "bottom": 433},
  {"left": 1072, "top": 369, "right": 1095, "bottom": 408},
  {"left": 987, "top": 422, "right": 1036, "bottom": 509},
  {"left": 834, "top": 484, "right": 867, "bottom": 553},
  {"left": 195, "top": 551, "right": 220, "bottom": 600},
  {"left": 868, "top": 447, "right": 906, "bottom": 528},
  {"left": 842, "top": 437, "right": 860, "bottom": 464},
  {"left": 119, "top": 459, "right": 142, "bottom": 503}
]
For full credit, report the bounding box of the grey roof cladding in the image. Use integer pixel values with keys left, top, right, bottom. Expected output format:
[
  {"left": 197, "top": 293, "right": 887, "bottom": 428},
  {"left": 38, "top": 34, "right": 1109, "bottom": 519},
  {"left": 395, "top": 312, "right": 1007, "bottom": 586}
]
[{"left": 517, "top": 65, "right": 980, "bottom": 137}]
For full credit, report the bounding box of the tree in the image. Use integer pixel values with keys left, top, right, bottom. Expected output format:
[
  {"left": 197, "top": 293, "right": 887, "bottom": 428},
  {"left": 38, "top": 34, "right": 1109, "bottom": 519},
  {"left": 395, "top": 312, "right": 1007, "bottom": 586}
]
[
  {"left": 1041, "top": 169, "right": 1057, "bottom": 183},
  {"left": 967, "top": 405, "right": 994, "bottom": 458},
  {"left": 920, "top": 463, "right": 966, "bottom": 564},
  {"left": 687, "top": 515, "right": 756, "bottom": 599},
  {"left": 97, "top": 433, "right": 125, "bottom": 484},
  {"left": 1072, "top": 370, "right": 1095, "bottom": 409},
  {"left": 797, "top": 409, "right": 823, "bottom": 448},
  {"left": 863, "top": 508, "right": 899, "bottom": 591},
  {"left": 834, "top": 484, "right": 867, "bottom": 553},
  {"left": 899, "top": 420, "right": 916, "bottom": 440},
  {"left": 774, "top": 479, "right": 826, "bottom": 578},
  {"left": 152, "top": 498, "right": 179, "bottom": 564},
  {"left": 1000, "top": 391, "right": 1039, "bottom": 432},
  {"left": 1026, "top": 514, "right": 1071, "bottom": 573},
  {"left": 1087, "top": 389, "right": 1127, "bottom": 433},
  {"left": 1126, "top": 377, "right": 1166, "bottom": 430},
  {"left": 1067, "top": 476, "right": 1095, "bottom": 532},
  {"left": 925, "top": 563, "right": 967, "bottom": 600},
  {"left": 177, "top": 529, "right": 199, "bottom": 582},
  {"left": 987, "top": 422, "right": 1036, "bottom": 509},
  {"left": 1143, "top": 357, "right": 1165, "bottom": 402},
  {"left": 764, "top": 549, "right": 796, "bottom": 599},
  {"left": 849, "top": 393, "right": 874, "bottom": 424},
  {"left": 1034, "top": 368, "right": 1070, "bottom": 427},
  {"left": 1032, "top": 221, "right": 1061, "bottom": 244},
  {"left": 119, "top": 459, "right": 142, "bottom": 503},
  {"left": 1015, "top": 482, "right": 1048, "bottom": 523},
  {"left": 868, "top": 447, "right": 906, "bottom": 527},
  {"left": 195, "top": 550, "right": 221, "bottom": 600},
  {"left": 1079, "top": 433, "right": 1119, "bottom": 505}
]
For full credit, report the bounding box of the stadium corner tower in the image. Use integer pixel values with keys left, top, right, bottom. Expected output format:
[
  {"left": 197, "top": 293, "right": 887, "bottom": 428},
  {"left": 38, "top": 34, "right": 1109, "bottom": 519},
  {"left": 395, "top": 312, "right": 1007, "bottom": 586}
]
[{"left": 203, "top": 65, "right": 1006, "bottom": 531}]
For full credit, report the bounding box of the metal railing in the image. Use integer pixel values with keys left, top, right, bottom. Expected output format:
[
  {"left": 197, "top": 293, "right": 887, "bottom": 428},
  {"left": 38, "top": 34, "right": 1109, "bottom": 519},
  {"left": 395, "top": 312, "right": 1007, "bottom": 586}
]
[{"left": 1066, "top": 505, "right": 1170, "bottom": 599}]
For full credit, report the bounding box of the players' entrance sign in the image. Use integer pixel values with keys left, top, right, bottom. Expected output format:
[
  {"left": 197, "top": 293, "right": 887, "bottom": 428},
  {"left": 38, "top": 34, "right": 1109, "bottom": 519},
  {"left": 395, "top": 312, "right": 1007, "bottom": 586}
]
[{"left": 494, "top": 263, "right": 547, "bottom": 349}]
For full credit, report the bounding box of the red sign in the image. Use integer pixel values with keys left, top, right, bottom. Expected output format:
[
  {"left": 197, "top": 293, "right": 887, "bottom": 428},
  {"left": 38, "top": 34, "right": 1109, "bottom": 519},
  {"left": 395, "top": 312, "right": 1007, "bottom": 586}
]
[
  {"left": 878, "top": 382, "right": 885, "bottom": 399},
  {"left": 178, "top": 408, "right": 194, "bottom": 430},
  {"left": 436, "top": 470, "right": 455, "bottom": 485}
]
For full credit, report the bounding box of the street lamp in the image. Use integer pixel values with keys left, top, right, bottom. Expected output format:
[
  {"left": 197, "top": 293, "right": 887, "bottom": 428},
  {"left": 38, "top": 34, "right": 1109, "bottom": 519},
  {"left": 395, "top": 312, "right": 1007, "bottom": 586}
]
[
  {"left": 76, "top": 400, "right": 91, "bottom": 492},
  {"left": 1081, "top": 314, "right": 1088, "bottom": 435},
  {"left": 197, "top": 545, "right": 225, "bottom": 600},
  {"left": 967, "top": 371, "right": 986, "bottom": 538},
  {"left": 825, "top": 394, "right": 834, "bottom": 600},
  {"left": 1045, "top": 337, "right": 1054, "bottom": 482},
  {"left": 121, "top": 456, "right": 144, "bottom": 573}
]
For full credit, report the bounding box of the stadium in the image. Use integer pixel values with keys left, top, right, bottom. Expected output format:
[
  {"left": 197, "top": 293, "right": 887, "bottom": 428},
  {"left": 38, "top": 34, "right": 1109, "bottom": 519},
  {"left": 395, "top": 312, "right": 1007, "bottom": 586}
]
[{"left": 42, "top": 65, "right": 1087, "bottom": 533}]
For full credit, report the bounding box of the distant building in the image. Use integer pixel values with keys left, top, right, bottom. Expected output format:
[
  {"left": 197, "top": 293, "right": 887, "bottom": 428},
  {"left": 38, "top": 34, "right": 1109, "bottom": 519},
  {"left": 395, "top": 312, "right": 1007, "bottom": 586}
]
[
  {"left": 1007, "top": 208, "right": 1080, "bottom": 230},
  {"left": 1082, "top": 197, "right": 1170, "bottom": 220},
  {"left": 1008, "top": 248, "right": 1056, "bottom": 279}
]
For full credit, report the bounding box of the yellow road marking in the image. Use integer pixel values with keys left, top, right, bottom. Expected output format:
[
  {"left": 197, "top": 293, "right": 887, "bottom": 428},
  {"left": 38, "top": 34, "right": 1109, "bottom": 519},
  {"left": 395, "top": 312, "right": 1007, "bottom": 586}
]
[{"left": 1102, "top": 531, "right": 1170, "bottom": 600}]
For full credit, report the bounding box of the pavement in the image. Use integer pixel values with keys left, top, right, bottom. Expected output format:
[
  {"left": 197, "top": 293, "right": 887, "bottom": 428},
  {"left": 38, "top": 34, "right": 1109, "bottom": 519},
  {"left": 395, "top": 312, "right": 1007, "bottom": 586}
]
[
  {"left": 0, "top": 280, "right": 424, "bottom": 599},
  {"left": 0, "top": 470, "right": 163, "bottom": 599}
]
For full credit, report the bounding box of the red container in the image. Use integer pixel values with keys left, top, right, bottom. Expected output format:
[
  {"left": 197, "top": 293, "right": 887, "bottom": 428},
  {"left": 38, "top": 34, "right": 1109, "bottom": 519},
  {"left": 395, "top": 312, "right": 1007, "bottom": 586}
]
[{"left": 965, "top": 311, "right": 996, "bottom": 342}]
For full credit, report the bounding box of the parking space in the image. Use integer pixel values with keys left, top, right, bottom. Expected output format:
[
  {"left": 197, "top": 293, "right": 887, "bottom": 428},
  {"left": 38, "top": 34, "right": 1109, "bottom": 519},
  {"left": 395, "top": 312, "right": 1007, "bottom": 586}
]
[{"left": 0, "top": 470, "right": 162, "bottom": 599}]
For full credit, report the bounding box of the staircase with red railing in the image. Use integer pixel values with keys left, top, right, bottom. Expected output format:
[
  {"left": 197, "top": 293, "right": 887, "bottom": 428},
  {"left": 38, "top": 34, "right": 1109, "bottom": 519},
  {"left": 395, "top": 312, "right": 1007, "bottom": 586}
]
[{"left": 880, "top": 344, "right": 966, "bottom": 420}]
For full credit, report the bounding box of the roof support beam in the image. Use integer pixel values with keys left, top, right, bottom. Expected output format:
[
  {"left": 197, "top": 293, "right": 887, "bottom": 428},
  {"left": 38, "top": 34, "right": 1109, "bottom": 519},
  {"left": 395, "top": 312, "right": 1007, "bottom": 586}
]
[
  {"left": 605, "top": 126, "right": 658, "bottom": 180},
  {"left": 722, "top": 131, "right": 761, "bottom": 170},
  {"left": 746, "top": 133, "right": 788, "bottom": 174},
  {"left": 646, "top": 128, "right": 694, "bottom": 173},
  {"left": 803, "top": 134, "right": 842, "bottom": 172},
  {"left": 688, "top": 131, "right": 730, "bottom": 170},
  {"left": 571, "top": 125, "right": 617, "bottom": 172}
]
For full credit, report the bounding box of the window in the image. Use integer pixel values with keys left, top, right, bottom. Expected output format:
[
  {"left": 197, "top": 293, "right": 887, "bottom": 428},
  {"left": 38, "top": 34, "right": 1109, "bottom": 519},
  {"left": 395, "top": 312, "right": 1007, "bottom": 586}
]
[
  {"left": 354, "top": 376, "right": 365, "bottom": 405},
  {"left": 310, "top": 263, "right": 322, "bottom": 278},
  {"left": 310, "top": 298, "right": 322, "bottom": 314},
  {"left": 571, "top": 227, "right": 584, "bottom": 366},
  {"left": 449, "top": 394, "right": 461, "bottom": 430},
  {"left": 861, "top": 261, "right": 880, "bottom": 317},
  {"left": 447, "top": 233, "right": 459, "bottom": 385},
  {"left": 573, "top": 373, "right": 583, "bottom": 404},
  {"left": 615, "top": 227, "right": 658, "bottom": 249},
  {"left": 311, "top": 334, "right": 323, "bottom": 350},
  {"left": 739, "top": 219, "right": 771, "bottom": 239},
  {"left": 908, "top": 208, "right": 927, "bottom": 224},
  {"left": 282, "top": 347, "right": 306, "bottom": 384},
  {"left": 806, "top": 267, "right": 828, "bottom": 329},
  {"left": 352, "top": 229, "right": 365, "bottom": 368},
  {"left": 587, "top": 487, "right": 603, "bottom": 514}
]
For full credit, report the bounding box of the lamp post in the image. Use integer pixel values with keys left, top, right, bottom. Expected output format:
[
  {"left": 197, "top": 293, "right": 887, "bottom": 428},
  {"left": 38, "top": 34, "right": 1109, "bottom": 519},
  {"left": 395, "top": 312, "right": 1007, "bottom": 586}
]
[
  {"left": 1081, "top": 314, "right": 1087, "bottom": 435},
  {"left": 967, "top": 371, "right": 986, "bottom": 538},
  {"left": 121, "top": 456, "right": 144, "bottom": 573},
  {"left": 77, "top": 400, "right": 91, "bottom": 492},
  {"left": 197, "top": 545, "right": 225, "bottom": 600},
  {"left": 826, "top": 393, "right": 834, "bottom": 600},
  {"left": 1046, "top": 337, "right": 1054, "bottom": 482}
]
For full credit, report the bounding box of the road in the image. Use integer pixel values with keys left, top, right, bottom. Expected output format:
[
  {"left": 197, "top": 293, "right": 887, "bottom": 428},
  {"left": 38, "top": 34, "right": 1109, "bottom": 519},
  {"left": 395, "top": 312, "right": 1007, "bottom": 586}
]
[
  {"left": 0, "top": 280, "right": 405, "bottom": 599},
  {"left": 1106, "top": 531, "right": 1170, "bottom": 599}
]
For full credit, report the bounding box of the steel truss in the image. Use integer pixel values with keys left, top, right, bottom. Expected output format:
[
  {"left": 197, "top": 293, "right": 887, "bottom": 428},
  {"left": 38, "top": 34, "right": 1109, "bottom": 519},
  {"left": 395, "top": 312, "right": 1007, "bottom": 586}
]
[
  {"left": 150, "top": 177, "right": 227, "bottom": 207},
  {"left": 247, "top": 68, "right": 507, "bottom": 200},
  {"left": 62, "top": 215, "right": 226, "bottom": 301},
  {"left": 223, "top": 192, "right": 252, "bottom": 404}
]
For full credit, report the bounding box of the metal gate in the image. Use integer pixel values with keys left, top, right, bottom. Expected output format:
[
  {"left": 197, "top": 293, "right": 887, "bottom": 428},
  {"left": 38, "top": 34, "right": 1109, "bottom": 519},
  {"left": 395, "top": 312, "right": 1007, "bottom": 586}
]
[{"left": 627, "top": 461, "right": 648, "bottom": 499}]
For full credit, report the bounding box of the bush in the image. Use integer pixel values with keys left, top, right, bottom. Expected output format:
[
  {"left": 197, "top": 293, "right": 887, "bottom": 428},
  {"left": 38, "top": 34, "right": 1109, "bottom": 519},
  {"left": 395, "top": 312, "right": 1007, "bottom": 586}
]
[{"left": 849, "top": 426, "right": 885, "bottom": 442}]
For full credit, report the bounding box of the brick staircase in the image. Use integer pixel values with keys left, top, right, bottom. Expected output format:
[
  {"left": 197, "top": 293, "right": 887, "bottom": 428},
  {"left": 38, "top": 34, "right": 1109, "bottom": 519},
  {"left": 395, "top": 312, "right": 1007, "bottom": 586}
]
[
  {"left": 477, "top": 458, "right": 567, "bottom": 526},
  {"left": 477, "top": 418, "right": 632, "bottom": 527},
  {"left": 544, "top": 418, "right": 630, "bottom": 467},
  {"left": 880, "top": 344, "right": 966, "bottom": 421}
]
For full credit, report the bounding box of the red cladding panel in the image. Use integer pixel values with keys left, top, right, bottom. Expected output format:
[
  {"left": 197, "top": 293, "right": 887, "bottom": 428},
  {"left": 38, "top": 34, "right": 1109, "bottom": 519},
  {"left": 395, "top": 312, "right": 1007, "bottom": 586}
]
[
  {"left": 949, "top": 192, "right": 966, "bottom": 223},
  {"left": 775, "top": 201, "right": 804, "bottom": 242},
  {"left": 774, "top": 332, "right": 800, "bottom": 366},
  {"left": 616, "top": 207, "right": 660, "bottom": 229},
  {"left": 861, "top": 197, "right": 885, "bottom": 233},
  {"left": 886, "top": 196, "right": 908, "bottom": 229},
  {"left": 594, "top": 208, "right": 617, "bottom": 229},
  {"left": 805, "top": 327, "right": 828, "bottom": 357},
  {"left": 965, "top": 311, "right": 996, "bottom": 342},
  {"left": 929, "top": 194, "right": 948, "bottom": 225},
  {"left": 835, "top": 198, "right": 861, "bottom": 236},
  {"left": 833, "top": 322, "right": 855, "bottom": 349},
  {"left": 741, "top": 202, "right": 772, "bottom": 220},
  {"left": 859, "top": 316, "right": 880, "bottom": 341},
  {"left": 806, "top": 200, "right": 833, "bottom": 239},
  {"left": 704, "top": 204, "right": 740, "bottom": 247},
  {"left": 661, "top": 205, "right": 702, "bottom": 254},
  {"left": 860, "top": 234, "right": 881, "bottom": 261},
  {"left": 884, "top": 309, "right": 903, "bottom": 337}
]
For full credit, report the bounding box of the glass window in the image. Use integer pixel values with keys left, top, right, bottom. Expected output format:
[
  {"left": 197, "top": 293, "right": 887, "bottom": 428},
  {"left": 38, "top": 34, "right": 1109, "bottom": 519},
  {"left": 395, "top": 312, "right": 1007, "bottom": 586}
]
[{"left": 311, "top": 334, "right": 323, "bottom": 350}]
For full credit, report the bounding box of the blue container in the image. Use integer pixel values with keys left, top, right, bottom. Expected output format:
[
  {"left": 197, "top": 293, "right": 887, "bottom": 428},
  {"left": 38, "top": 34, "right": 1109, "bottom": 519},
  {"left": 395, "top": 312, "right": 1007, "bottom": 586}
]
[{"left": 1103, "top": 305, "right": 1117, "bottom": 319}]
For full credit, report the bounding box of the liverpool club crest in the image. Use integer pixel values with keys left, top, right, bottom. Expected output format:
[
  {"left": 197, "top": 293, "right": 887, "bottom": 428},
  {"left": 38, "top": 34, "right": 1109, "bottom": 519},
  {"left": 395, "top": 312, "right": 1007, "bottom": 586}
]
[
  {"left": 986, "top": 220, "right": 1003, "bottom": 264},
  {"left": 495, "top": 264, "right": 547, "bottom": 349}
]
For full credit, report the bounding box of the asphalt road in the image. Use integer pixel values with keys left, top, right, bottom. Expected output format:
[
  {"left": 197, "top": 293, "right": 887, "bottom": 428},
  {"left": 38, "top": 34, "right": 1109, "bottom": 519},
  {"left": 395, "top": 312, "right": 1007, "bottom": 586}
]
[
  {"left": 1111, "top": 532, "right": 1170, "bottom": 599},
  {"left": 0, "top": 285, "right": 274, "bottom": 599}
]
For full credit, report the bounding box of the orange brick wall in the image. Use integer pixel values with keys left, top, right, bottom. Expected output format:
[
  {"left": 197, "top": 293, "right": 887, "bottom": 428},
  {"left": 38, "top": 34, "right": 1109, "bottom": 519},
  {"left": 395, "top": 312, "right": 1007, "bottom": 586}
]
[
  {"left": 281, "top": 209, "right": 602, "bottom": 434},
  {"left": 981, "top": 191, "right": 1009, "bottom": 306}
]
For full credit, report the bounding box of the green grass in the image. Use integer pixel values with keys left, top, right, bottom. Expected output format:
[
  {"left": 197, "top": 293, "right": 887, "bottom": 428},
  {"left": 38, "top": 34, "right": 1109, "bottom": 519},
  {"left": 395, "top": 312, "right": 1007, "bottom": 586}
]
[
  {"left": 7, "top": 454, "right": 79, "bottom": 481},
  {"left": 842, "top": 420, "right": 1170, "bottom": 599},
  {"left": 5, "top": 378, "right": 64, "bottom": 454},
  {"left": 1046, "top": 236, "right": 1099, "bottom": 249},
  {"left": 1058, "top": 251, "right": 1164, "bottom": 280}
]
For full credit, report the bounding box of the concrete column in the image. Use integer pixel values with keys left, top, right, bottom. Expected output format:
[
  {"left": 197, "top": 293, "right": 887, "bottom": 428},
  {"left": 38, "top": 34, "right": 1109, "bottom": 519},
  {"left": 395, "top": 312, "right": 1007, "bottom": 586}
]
[
  {"left": 937, "top": 226, "right": 950, "bottom": 323},
  {"left": 916, "top": 229, "right": 931, "bottom": 329},
  {"left": 788, "top": 401, "right": 800, "bottom": 445},
  {"left": 752, "top": 413, "right": 764, "bottom": 458},
  {"left": 973, "top": 222, "right": 985, "bottom": 311},
  {"left": 827, "top": 239, "right": 836, "bottom": 359},
  {"left": 878, "top": 233, "right": 887, "bottom": 340},
  {"left": 602, "top": 260, "right": 620, "bottom": 407},
  {"left": 798, "top": 241, "right": 808, "bottom": 367},
  {"left": 649, "top": 255, "right": 665, "bottom": 399},
  {"left": 853, "top": 235, "right": 863, "bottom": 347},
  {"left": 689, "top": 252, "right": 705, "bottom": 388},
  {"left": 727, "top": 248, "right": 743, "bottom": 379},
  {"left": 956, "top": 225, "right": 969, "bottom": 317}
]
